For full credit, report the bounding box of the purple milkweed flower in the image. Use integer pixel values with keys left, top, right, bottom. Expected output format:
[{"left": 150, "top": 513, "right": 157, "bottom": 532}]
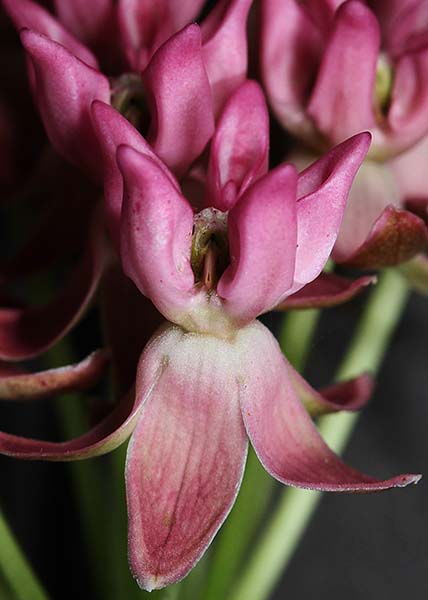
[{"left": 260, "top": 0, "right": 428, "bottom": 268}]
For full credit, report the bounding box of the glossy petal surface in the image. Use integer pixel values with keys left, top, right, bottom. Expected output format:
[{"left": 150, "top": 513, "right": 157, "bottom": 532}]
[{"left": 127, "top": 323, "right": 248, "bottom": 590}]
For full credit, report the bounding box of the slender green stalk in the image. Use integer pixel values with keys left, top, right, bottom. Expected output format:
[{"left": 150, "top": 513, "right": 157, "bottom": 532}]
[
  {"left": 228, "top": 269, "right": 409, "bottom": 600},
  {"left": 279, "top": 308, "right": 321, "bottom": 370},
  {"left": 0, "top": 507, "right": 49, "bottom": 600}
]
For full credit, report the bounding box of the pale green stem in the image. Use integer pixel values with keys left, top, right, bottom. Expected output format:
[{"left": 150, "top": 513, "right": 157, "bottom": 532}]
[
  {"left": 228, "top": 269, "right": 409, "bottom": 600},
  {"left": 279, "top": 308, "right": 321, "bottom": 370},
  {"left": 0, "top": 507, "right": 49, "bottom": 600}
]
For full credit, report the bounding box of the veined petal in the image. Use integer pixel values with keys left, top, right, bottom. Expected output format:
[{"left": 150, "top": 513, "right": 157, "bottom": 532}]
[
  {"left": 288, "top": 366, "right": 374, "bottom": 417},
  {"left": 207, "top": 81, "right": 269, "bottom": 212},
  {"left": 127, "top": 323, "right": 248, "bottom": 590},
  {"left": 117, "top": 0, "right": 205, "bottom": 71},
  {"left": 118, "top": 146, "right": 195, "bottom": 323},
  {"left": 0, "top": 349, "right": 109, "bottom": 401},
  {"left": 240, "top": 324, "right": 421, "bottom": 492},
  {"left": 91, "top": 101, "right": 179, "bottom": 251},
  {"left": 307, "top": 1, "right": 380, "bottom": 144},
  {"left": 21, "top": 29, "right": 110, "bottom": 182},
  {"left": 201, "top": 0, "right": 252, "bottom": 117},
  {"left": 338, "top": 206, "right": 428, "bottom": 269},
  {"left": 218, "top": 164, "right": 298, "bottom": 324},
  {"left": 290, "top": 133, "right": 370, "bottom": 294},
  {"left": 0, "top": 215, "right": 105, "bottom": 361},
  {"left": 260, "top": 0, "right": 320, "bottom": 141},
  {"left": 144, "top": 25, "right": 214, "bottom": 177},
  {"left": 3, "top": 0, "right": 98, "bottom": 67},
  {"left": 275, "top": 272, "right": 376, "bottom": 310}
]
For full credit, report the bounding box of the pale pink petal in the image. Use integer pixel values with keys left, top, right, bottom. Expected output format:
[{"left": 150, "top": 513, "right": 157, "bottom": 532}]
[
  {"left": 0, "top": 349, "right": 109, "bottom": 401},
  {"left": 91, "top": 100, "right": 179, "bottom": 251},
  {"left": 21, "top": 29, "right": 110, "bottom": 182},
  {"left": 391, "top": 135, "right": 428, "bottom": 203},
  {"left": 240, "top": 324, "right": 421, "bottom": 492},
  {"left": 201, "top": 0, "right": 253, "bottom": 117},
  {"left": 0, "top": 215, "right": 105, "bottom": 360},
  {"left": 218, "top": 165, "right": 298, "bottom": 323},
  {"left": 275, "top": 272, "right": 376, "bottom": 310},
  {"left": 144, "top": 24, "right": 214, "bottom": 177},
  {"left": 291, "top": 133, "right": 370, "bottom": 293},
  {"left": 117, "top": 0, "right": 205, "bottom": 71},
  {"left": 207, "top": 80, "right": 269, "bottom": 211},
  {"left": 338, "top": 205, "right": 428, "bottom": 269},
  {"left": 3, "top": 0, "right": 98, "bottom": 67},
  {"left": 260, "top": 0, "right": 321, "bottom": 141},
  {"left": 288, "top": 366, "right": 374, "bottom": 417},
  {"left": 118, "top": 146, "right": 195, "bottom": 323},
  {"left": 127, "top": 323, "right": 247, "bottom": 590},
  {"left": 307, "top": 1, "right": 379, "bottom": 144}
]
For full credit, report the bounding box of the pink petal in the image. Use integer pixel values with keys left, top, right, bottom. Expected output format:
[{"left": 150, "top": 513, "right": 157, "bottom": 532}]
[
  {"left": 127, "top": 323, "right": 247, "bottom": 590},
  {"left": 201, "top": 0, "right": 253, "bottom": 117},
  {"left": 118, "top": 146, "right": 195, "bottom": 323},
  {"left": 0, "top": 215, "right": 105, "bottom": 360},
  {"left": 275, "top": 272, "right": 376, "bottom": 310},
  {"left": 218, "top": 164, "right": 298, "bottom": 324},
  {"left": 376, "top": 0, "right": 428, "bottom": 56},
  {"left": 144, "top": 24, "right": 214, "bottom": 177},
  {"left": 0, "top": 349, "right": 109, "bottom": 401},
  {"left": 240, "top": 324, "right": 421, "bottom": 492},
  {"left": 391, "top": 135, "right": 428, "bottom": 204},
  {"left": 291, "top": 133, "right": 370, "bottom": 293},
  {"left": 302, "top": 0, "right": 347, "bottom": 31},
  {"left": 381, "top": 48, "right": 428, "bottom": 154},
  {"left": 2, "top": 0, "right": 98, "bottom": 67},
  {"left": 91, "top": 100, "right": 179, "bottom": 251},
  {"left": 307, "top": 1, "right": 380, "bottom": 144},
  {"left": 260, "top": 0, "right": 321, "bottom": 141},
  {"left": 21, "top": 29, "right": 110, "bottom": 182},
  {"left": 333, "top": 158, "right": 401, "bottom": 262},
  {"left": 53, "top": 0, "right": 114, "bottom": 47},
  {"left": 288, "top": 366, "right": 374, "bottom": 417},
  {"left": 207, "top": 80, "right": 269, "bottom": 212},
  {"left": 117, "top": 0, "right": 205, "bottom": 71},
  {"left": 338, "top": 205, "right": 428, "bottom": 269}
]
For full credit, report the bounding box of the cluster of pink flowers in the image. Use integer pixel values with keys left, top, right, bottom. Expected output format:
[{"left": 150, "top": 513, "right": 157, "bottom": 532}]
[{"left": 0, "top": 0, "right": 425, "bottom": 590}]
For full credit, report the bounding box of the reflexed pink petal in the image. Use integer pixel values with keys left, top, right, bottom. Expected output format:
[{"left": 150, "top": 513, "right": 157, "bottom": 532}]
[
  {"left": 275, "top": 272, "right": 376, "bottom": 310},
  {"left": 288, "top": 366, "right": 374, "bottom": 417},
  {"left": 218, "top": 164, "right": 298, "bottom": 323},
  {"left": 307, "top": 1, "right": 379, "bottom": 144},
  {"left": 0, "top": 349, "right": 109, "bottom": 400},
  {"left": 53, "top": 0, "right": 114, "bottom": 46},
  {"left": 3, "top": 0, "right": 98, "bottom": 67},
  {"left": 118, "top": 146, "right": 195, "bottom": 323},
  {"left": 339, "top": 206, "right": 428, "bottom": 269},
  {"left": 101, "top": 264, "right": 164, "bottom": 394},
  {"left": 117, "top": 0, "right": 205, "bottom": 71},
  {"left": 240, "top": 325, "right": 421, "bottom": 492},
  {"left": 292, "top": 133, "right": 370, "bottom": 293},
  {"left": 21, "top": 29, "right": 110, "bottom": 181},
  {"left": 260, "top": 0, "right": 321, "bottom": 141},
  {"left": 382, "top": 49, "right": 428, "bottom": 154},
  {"left": 333, "top": 158, "right": 401, "bottom": 262},
  {"left": 0, "top": 216, "right": 105, "bottom": 360},
  {"left": 144, "top": 25, "right": 214, "bottom": 177},
  {"left": 201, "top": 0, "right": 252, "bottom": 116},
  {"left": 91, "top": 101, "right": 179, "bottom": 250},
  {"left": 207, "top": 81, "right": 269, "bottom": 212},
  {"left": 127, "top": 323, "right": 247, "bottom": 590},
  {"left": 398, "top": 254, "right": 428, "bottom": 294}
]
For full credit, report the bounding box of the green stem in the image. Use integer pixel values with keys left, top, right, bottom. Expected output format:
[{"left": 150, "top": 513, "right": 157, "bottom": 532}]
[
  {"left": 279, "top": 308, "right": 321, "bottom": 371},
  {"left": 228, "top": 269, "right": 409, "bottom": 600},
  {"left": 0, "top": 507, "right": 49, "bottom": 600}
]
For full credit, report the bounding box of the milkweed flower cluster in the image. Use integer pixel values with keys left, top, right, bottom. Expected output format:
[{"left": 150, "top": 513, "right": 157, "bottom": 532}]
[{"left": 0, "top": 0, "right": 424, "bottom": 592}]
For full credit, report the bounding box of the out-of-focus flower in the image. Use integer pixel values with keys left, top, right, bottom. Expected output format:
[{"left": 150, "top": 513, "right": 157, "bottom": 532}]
[
  {"left": 0, "top": 82, "right": 419, "bottom": 590},
  {"left": 260, "top": 0, "right": 428, "bottom": 269}
]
